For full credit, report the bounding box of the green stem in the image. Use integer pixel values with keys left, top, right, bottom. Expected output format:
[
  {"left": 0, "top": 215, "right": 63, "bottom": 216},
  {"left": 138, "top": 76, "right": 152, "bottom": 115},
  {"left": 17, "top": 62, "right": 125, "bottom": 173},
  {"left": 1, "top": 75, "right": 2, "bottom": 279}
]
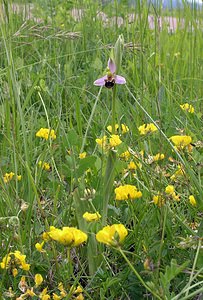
[
  {"left": 112, "top": 85, "right": 117, "bottom": 134},
  {"left": 101, "top": 150, "right": 116, "bottom": 226},
  {"left": 156, "top": 205, "right": 168, "bottom": 283},
  {"left": 118, "top": 248, "right": 162, "bottom": 300},
  {"left": 66, "top": 247, "right": 73, "bottom": 277},
  {"left": 185, "top": 239, "right": 201, "bottom": 297}
]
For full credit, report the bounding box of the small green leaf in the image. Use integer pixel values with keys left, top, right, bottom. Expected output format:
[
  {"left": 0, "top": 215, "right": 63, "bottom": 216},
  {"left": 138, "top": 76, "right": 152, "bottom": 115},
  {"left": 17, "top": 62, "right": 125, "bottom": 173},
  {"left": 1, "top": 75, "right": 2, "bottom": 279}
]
[
  {"left": 77, "top": 156, "right": 97, "bottom": 177},
  {"left": 67, "top": 128, "right": 81, "bottom": 146}
]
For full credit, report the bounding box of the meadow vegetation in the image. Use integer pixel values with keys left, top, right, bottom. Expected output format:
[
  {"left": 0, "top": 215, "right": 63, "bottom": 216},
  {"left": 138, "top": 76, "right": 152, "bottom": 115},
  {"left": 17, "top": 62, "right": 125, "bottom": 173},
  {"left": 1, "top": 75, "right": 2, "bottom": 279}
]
[{"left": 0, "top": 0, "right": 203, "bottom": 299}]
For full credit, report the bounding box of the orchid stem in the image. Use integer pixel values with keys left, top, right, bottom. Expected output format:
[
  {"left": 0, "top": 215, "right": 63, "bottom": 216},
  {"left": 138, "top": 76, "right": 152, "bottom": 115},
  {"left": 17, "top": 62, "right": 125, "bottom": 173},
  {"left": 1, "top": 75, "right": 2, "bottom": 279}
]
[
  {"left": 101, "top": 86, "right": 117, "bottom": 226},
  {"left": 112, "top": 85, "right": 117, "bottom": 134}
]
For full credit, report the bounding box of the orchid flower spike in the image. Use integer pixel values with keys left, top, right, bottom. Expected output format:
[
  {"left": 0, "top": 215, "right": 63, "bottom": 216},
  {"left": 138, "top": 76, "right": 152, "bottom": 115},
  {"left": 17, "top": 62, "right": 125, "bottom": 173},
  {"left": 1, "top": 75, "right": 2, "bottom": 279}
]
[{"left": 94, "top": 58, "right": 126, "bottom": 89}]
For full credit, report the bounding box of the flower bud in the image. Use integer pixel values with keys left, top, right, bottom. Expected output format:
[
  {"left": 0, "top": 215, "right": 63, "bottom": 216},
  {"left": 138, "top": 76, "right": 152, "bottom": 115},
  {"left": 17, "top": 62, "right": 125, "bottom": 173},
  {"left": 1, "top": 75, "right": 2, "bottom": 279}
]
[{"left": 114, "top": 34, "right": 124, "bottom": 74}]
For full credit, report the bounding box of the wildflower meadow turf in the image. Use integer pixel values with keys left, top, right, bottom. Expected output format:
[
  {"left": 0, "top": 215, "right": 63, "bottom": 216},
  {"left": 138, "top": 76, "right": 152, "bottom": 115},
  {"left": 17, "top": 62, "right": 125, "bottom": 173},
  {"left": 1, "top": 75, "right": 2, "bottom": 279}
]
[{"left": 0, "top": 0, "right": 203, "bottom": 299}]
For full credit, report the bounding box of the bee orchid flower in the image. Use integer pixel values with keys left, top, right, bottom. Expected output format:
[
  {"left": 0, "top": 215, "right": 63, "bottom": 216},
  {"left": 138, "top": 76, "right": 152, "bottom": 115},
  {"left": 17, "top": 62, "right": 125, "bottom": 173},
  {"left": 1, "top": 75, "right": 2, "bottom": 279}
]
[{"left": 94, "top": 58, "right": 126, "bottom": 88}]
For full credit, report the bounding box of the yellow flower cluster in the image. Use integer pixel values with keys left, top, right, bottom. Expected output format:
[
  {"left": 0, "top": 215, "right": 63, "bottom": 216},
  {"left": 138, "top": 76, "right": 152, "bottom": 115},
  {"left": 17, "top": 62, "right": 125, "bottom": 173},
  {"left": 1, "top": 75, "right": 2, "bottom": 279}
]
[
  {"left": 3, "top": 172, "right": 14, "bottom": 183},
  {"left": 165, "top": 185, "right": 180, "bottom": 201},
  {"left": 52, "top": 283, "right": 84, "bottom": 300},
  {"left": 38, "top": 161, "right": 51, "bottom": 171},
  {"left": 96, "top": 224, "right": 128, "bottom": 247},
  {"left": 107, "top": 123, "right": 129, "bottom": 134},
  {"left": 120, "top": 150, "right": 131, "bottom": 160},
  {"left": 3, "top": 172, "right": 22, "bottom": 183},
  {"left": 138, "top": 123, "right": 158, "bottom": 135},
  {"left": 95, "top": 135, "right": 107, "bottom": 149},
  {"left": 83, "top": 211, "right": 101, "bottom": 222},
  {"left": 146, "top": 153, "right": 165, "bottom": 164},
  {"left": 36, "top": 128, "right": 56, "bottom": 140},
  {"left": 46, "top": 226, "right": 87, "bottom": 247},
  {"left": 0, "top": 250, "right": 30, "bottom": 273},
  {"left": 96, "top": 134, "right": 122, "bottom": 150},
  {"left": 115, "top": 184, "right": 142, "bottom": 200},
  {"left": 15, "top": 277, "right": 84, "bottom": 300},
  {"left": 153, "top": 193, "right": 165, "bottom": 207},
  {"left": 109, "top": 134, "right": 122, "bottom": 147},
  {"left": 180, "top": 103, "right": 194, "bottom": 113},
  {"left": 127, "top": 161, "right": 138, "bottom": 170},
  {"left": 170, "top": 135, "right": 192, "bottom": 150},
  {"left": 153, "top": 153, "right": 165, "bottom": 161}
]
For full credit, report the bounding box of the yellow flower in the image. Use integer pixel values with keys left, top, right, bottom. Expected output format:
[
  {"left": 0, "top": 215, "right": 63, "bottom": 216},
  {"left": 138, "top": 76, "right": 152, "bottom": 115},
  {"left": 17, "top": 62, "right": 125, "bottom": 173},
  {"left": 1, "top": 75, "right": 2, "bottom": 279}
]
[
  {"left": 128, "top": 161, "right": 137, "bottom": 170},
  {"left": 42, "top": 232, "right": 50, "bottom": 241},
  {"left": 170, "top": 165, "right": 185, "bottom": 181},
  {"left": 109, "top": 134, "right": 122, "bottom": 147},
  {"left": 153, "top": 153, "right": 165, "bottom": 161},
  {"left": 138, "top": 123, "right": 158, "bottom": 135},
  {"left": 17, "top": 175, "right": 22, "bottom": 181},
  {"left": 169, "top": 135, "right": 192, "bottom": 149},
  {"left": 60, "top": 291, "right": 66, "bottom": 298},
  {"left": 165, "top": 185, "right": 175, "bottom": 194},
  {"left": 83, "top": 212, "right": 101, "bottom": 222},
  {"left": 121, "top": 123, "right": 129, "bottom": 134},
  {"left": 120, "top": 150, "right": 131, "bottom": 160},
  {"left": 58, "top": 282, "right": 67, "bottom": 297},
  {"left": 76, "top": 294, "right": 84, "bottom": 300},
  {"left": 96, "top": 224, "right": 128, "bottom": 247},
  {"left": 107, "top": 124, "right": 129, "bottom": 134},
  {"left": 40, "top": 287, "right": 50, "bottom": 300},
  {"left": 115, "top": 185, "right": 142, "bottom": 200},
  {"left": 25, "top": 288, "right": 36, "bottom": 297},
  {"left": 172, "top": 193, "right": 180, "bottom": 201},
  {"left": 20, "top": 261, "right": 30, "bottom": 271},
  {"left": 58, "top": 282, "right": 65, "bottom": 292},
  {"left": 79, "top": 152, "right": 87, "bottom": 159},
  {"left": 35, "top": 241, "right": 46, "bottom": 252},
  {"left": 189, "top": 195, "right": 196, "bottom": 206},
  {"left": 35, "top": 274, "right": 43, "bottom": 287},
  {"left": 52, "top": 293, "right": 61, "bottom": 300},
  {"left": 13, "top": 250, "right": 30, "bottom": 271},
  {"left": 42, "top": 295, "right": 51, "bottom": 300},
  {"left": 36, "top": 128, "right": 56, "bottom": 140},
  {"left": 153, "top": 194, "right": 165, "bottom": 207},
  {"left": 3, "top": 172, "right": 15, "bottom": 183},
  {"left": 180, "top": 103, "right": 194, "bottom": 113},
  {"left": 38, "top": 161, "right": 51, "bottom": 171},
  {"left": 47, "top": 226, "right": 87, "bottom": 247},
  {"left": 12, "top": 268, "right": 18, "bottom": 277},
  {"left": 96, "top": 136, "right": 107, "bottom": 149},
  {"left": 107, "top": 124, "right": 119, "bottom": 133},
  {"left": 0, "top": 254, "right": 11, "bottom": 269},
  {"left": 74, "top": 286, "right": 83, "bottom": 294}
]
